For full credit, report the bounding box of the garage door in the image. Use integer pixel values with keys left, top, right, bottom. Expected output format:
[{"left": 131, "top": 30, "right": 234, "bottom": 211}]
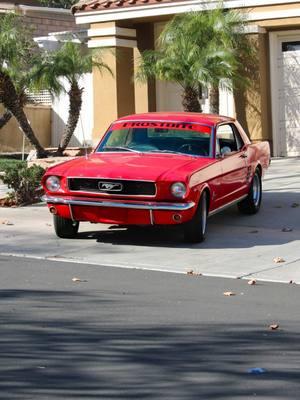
[{"left": 278, "top": 39, "right": 300, "bottom": 156}]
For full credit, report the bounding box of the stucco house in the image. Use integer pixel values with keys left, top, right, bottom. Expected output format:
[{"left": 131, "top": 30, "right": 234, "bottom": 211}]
[{"left": 70, "top": 0, "right": 300, "bottom": 157}]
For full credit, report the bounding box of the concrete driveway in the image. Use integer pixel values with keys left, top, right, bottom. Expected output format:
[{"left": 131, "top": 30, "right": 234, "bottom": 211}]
[{"left": 0, "top": 158, "right": 299, "bottom": 283}]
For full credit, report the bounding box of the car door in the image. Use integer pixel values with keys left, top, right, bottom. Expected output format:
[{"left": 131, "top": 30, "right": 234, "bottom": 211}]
[{"left": 216, "top": 123, "right": 249, "bottom": 206}]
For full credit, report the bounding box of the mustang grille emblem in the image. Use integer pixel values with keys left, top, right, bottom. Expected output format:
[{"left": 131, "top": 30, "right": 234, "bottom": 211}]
[{"left": 98, "top": 181, "right": 123, "bottom": 192}]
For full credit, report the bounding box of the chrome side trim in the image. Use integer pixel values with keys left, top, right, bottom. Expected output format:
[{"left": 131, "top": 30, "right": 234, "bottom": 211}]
[
  {"left": 42, "top": 195, "right": 195, "bottom": 211},
  {"left": 208, "top": 194, "right": 247, "bottom": 217}
]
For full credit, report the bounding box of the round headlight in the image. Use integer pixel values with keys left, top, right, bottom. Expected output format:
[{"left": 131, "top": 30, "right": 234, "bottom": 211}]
[
  {"left": 46, "top": 176, "right": 61, "bottom": 192},
  {"left": 171, "top": 182, "right": 187, "bottom": 199}
]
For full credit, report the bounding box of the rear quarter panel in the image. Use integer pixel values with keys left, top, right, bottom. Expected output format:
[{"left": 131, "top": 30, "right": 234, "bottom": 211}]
[{"left": 246, "top": 141, "right": 271, "bottom": 178}]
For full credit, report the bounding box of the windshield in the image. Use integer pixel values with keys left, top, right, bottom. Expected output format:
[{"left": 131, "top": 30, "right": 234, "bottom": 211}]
[{"left": 96, "top": 121, "right": 212, "bottom": 157}]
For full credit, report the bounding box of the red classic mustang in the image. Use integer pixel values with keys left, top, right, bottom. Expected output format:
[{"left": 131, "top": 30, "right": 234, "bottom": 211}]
[{"left": 42, "top": 112, "right": 270, "bottom": 242}]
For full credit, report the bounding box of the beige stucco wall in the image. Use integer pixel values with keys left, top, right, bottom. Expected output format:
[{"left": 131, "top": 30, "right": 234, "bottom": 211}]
[
  {"left": 91, "top": 22, "right": 155, "bottom": 142},
  {"left": 234, "top": 33, "right": 272, "bottom": 145},
  {"left": 92, "top": 46, "right": 135, "bottom": 142},
  {"left": 0, "top": 105, "right": 51, "bottom": 153}
]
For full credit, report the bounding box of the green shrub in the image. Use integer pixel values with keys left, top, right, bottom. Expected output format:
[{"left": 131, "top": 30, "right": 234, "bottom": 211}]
[
  {"left": 0, "top": 159, "right": 26, "bottom": 171},
  {"left": 2, "top": 163, "right": 45, "bottom": 205}
]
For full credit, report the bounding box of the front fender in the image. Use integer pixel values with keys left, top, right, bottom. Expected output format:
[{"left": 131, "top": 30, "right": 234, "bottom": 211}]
[{"left": 188, "top": 182, "right": 210, "bottom": 215}]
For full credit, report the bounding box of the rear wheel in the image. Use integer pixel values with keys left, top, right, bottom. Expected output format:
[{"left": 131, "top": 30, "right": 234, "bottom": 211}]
[
  {"left": 184, "top": 191, "right": 208, "bottom": 243},
  {"left": 238, "top": 170, "right": 262, "bottom": 215},
  {"left": 53, "top": 214, "right": 79, "bottom": 238}
]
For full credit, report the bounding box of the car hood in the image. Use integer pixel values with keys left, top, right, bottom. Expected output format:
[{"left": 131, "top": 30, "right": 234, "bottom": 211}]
[{"left": 47, "top": 153, "right": 216, "bottom": 182}]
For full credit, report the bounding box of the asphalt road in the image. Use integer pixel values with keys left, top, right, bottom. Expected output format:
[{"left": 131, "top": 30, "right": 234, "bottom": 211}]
[{"left": 0, "top": 255, "right": 299, "bottom": 400}]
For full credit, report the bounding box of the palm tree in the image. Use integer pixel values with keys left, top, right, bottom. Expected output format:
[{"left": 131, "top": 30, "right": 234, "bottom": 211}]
[
  {"left": 0, "top": 14, "right": 48, "bottom": 157},
  {"left": 0, "top": 109, "right": 12, "bottom": 130},
  {"left": 31, "top": 41, "right": 111, "bottom": 156},
  {"left": 137, "top": 6, "right": 253, "bottom": 114},
  {"left": 201, "top": 8, "right": 255, "bottom": 113}
]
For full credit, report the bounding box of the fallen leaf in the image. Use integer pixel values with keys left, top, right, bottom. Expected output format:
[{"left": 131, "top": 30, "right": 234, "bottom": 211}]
[
  {"left": 1, "top": 220, "right": 14, "bottom": 226},
  {"left": 72, "top": 277, "right": 87, "bottom": 283},
  {"left": 223, "top": 291, "right": 235, "bottom": 296},
  {"left": 248, "top": 279, "right": 257, "bottom": 285},
  {"left": 273, "top": 257, "right": 285, "bottom": 263},
  {"left": 269, "top": 324, "right": 279, "bottom": 330},
  {"left": 291, "top": 203, "right": 299, "bottom": 208},
  {"left": 289, "top": 280, "right": 295, "bottom": 284},
  {"left": 282, "top": 227, "right": 293, "bottom": 232},
  {"left": 186, "top": 270, "right": 202, "bottom": 276},
  {"left": 273, "top": 205, "right": 283, "bottom": 209}
]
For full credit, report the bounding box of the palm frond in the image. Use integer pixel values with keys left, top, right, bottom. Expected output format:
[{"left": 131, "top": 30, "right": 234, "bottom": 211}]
[
  {"left": 30, "top": 41, "right": 112, "bottom": 94},
  {"left": 136, "top": 3, "right": 256, "bottom": 110}
]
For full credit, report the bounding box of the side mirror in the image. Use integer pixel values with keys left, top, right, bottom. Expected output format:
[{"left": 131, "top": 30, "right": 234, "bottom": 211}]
[{"left": 221, "top": 146, "right": 232, "bottom": 156}]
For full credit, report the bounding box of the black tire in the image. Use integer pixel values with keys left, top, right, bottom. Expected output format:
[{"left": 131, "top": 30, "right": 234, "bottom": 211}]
[
  {"left": 53, "top": 214, "right": 79, "bottom": 238},
  {"left": 184, "top": 191, "right": 208, "bottom": 243},
  {"left": 237, "top": 170, "right": 262, "bottom": 215}
]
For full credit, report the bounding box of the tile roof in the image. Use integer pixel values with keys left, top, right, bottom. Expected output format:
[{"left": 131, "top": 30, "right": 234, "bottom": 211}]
[{"left": 72, "top": 0, "right": 178, "bottom": 14}]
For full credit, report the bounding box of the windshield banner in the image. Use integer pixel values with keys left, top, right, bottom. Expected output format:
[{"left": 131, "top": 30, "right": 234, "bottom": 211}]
[{"left": 111, "top": 121, "right": 211, "bottom": 134}]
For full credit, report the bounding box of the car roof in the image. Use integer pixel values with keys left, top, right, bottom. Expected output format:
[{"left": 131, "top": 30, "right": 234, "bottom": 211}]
[{"left": 116, "top": 112, "right": 235, "bottom": 127}]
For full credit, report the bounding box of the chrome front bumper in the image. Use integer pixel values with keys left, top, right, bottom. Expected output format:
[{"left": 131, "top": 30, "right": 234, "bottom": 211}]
[{"left": 42, "top": 195, "right": 195, "bottom": 211}]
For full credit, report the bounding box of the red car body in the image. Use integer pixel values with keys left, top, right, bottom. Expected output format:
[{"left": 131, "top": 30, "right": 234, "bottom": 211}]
[{"left": 42, "top": 112, "right": 270, "bottom": 241}]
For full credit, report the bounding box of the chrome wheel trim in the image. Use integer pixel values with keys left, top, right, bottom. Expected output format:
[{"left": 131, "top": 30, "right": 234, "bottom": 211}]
[
  {"left": 201, "top": 193, "right": 207, "bottom": 235},
  {"left": 252, "top": 174, "right": 261, "bottom": 207}
]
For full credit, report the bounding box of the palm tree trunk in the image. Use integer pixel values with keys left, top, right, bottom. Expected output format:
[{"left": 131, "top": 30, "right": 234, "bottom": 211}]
[
  {"left": 209, "top": 85, "right": 219, "bottom": 114},
  {"left": 56, "top": 82, "right": 83, "bottom": 156},
  {"left": 0, "top": 71, "right": 47, "bottom": 158},
  {"left": 182, "top": 86, "right": 202, "bottom": 112},
  {"left": 0, "top": 109, "right": 12, "bottom": 129}
]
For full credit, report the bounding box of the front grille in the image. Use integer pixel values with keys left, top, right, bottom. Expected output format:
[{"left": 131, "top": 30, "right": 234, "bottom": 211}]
[{"left": 68, "top": 178, "right": 156, "bottom": 196}]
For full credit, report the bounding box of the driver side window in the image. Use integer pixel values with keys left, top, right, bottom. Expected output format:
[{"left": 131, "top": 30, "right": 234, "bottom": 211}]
[{"left": 216, "top": 124, "right": 244, "bottom": 155}]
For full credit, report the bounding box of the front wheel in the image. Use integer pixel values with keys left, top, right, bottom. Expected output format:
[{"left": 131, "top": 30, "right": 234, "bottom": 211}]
[
  {"left": 53, "top": 214, "right": 79, "bottom": 238},
  {"left": 183, "top": 191, "right": 208, "bottom": 243},
  {"left": 238, "top": 170, "right": 262, "bottom": 215}
]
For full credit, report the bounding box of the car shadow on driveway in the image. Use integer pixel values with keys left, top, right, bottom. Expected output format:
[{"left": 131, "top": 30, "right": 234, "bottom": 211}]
[{"left": 75, "top": 191, "right": 300, "bottom": 249}]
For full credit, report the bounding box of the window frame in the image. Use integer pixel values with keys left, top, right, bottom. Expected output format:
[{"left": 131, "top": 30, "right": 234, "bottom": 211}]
[{"left": 215, "top": 122, "right": 245, "bottom": 157}]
